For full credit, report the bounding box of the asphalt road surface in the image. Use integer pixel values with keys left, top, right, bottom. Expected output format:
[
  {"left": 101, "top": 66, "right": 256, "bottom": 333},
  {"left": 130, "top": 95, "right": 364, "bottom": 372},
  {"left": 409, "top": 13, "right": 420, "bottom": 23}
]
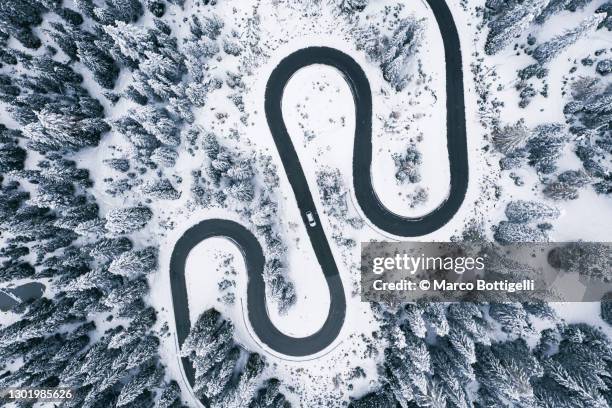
[
  {"left": 171, "top": 0, "right": 466, "bottom": 402},
  {"left": 170, "top": 219, "right": 345, "bottom": 392}
]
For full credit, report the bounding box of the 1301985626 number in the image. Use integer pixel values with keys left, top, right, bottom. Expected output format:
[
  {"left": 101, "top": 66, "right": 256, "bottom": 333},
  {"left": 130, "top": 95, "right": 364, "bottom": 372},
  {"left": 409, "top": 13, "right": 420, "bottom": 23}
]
[{"left": 2, "top": 387, "right": 75, "bottom": 402}]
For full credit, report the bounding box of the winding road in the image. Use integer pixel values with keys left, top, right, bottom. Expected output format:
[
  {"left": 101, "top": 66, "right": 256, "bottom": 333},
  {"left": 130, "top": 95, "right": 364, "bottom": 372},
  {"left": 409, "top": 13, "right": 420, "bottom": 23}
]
[{"left": 171, "top": 0, "right": 467, "bottom": 402}]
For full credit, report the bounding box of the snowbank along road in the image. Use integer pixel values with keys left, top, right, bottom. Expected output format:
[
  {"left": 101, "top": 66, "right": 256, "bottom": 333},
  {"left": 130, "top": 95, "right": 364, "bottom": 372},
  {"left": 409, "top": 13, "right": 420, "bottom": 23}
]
[{"left": 170, "top": 0, "right": 467, "bottom": 403}]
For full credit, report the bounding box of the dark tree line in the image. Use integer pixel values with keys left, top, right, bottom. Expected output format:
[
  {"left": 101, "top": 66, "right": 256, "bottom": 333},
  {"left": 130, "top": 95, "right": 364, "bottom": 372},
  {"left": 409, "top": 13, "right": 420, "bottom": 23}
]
[
  {"left": 0, "top": 2, "right": 178, "bottom": 406},
  {"left": 350, "top": 301, "right": 611, "bottom": 408}
]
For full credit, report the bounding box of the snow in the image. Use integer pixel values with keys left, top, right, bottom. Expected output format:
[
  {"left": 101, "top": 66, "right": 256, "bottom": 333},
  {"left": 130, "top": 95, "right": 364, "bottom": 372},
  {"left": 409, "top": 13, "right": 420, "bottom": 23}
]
[{"left": 1, "top": 0, "right": 611, "bottom": 406}]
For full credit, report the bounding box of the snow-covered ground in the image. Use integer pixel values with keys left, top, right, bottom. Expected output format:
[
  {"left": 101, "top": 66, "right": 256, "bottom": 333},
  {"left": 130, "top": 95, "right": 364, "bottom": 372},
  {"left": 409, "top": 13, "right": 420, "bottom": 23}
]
[
  {"left": 1, "top": 0, "right": 611, "bottom": 406},
  {"left": 145, "top": 1, "right": 472, "bottom": 403}
]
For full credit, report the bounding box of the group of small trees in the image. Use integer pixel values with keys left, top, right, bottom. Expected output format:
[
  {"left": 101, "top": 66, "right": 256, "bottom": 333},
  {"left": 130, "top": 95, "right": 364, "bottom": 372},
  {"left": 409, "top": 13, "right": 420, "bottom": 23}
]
[
  {"left": 181, "top": 309, "right": 290, "bottom": 407},
  {"left": 0, "top": 134, "right": 169, "bottom": 404},
  {"left": 494, "top": 200, "right": 559, "bottom": 244},
  {"left": 317, "top": 168, "right": 350, "bottom": 220},
  {"left": 492, "top": 116, "right": 605, "bottom": 200},
  {"left": 393, "top": 145, "right": 422, "bottom": 184},
  {"left": 483, "top": 0, "right": 548, "bottom": 55},
  {"left": 483, "top": 0, "right": 606, "bottom": 111},
  {"left": 497, "top": 75, "right": 611, "bottom": 199},
  {"left": 483, "top": 0, "right": 603, "bottom": 57},
  {"left": 354, "top": 16, "right": 425, "bottom": 91},
  {"left": 189, "top": 131, "right": 297, "bottom": 313},
  {"left": 0, "top": 51, "right": 109, "bottom": 153},
  {"left": 352, "top": 300, "right": 612, "bottom": 407},
  {"left": 565, "top": 76, "right": 612, "bottom": 196}
]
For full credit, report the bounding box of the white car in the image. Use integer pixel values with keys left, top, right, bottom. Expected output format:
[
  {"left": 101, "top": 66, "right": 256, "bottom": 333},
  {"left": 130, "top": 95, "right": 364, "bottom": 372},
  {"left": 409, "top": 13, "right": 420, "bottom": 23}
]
[{"left": 305, "top": 211, "right": 316, "bottom": 227}]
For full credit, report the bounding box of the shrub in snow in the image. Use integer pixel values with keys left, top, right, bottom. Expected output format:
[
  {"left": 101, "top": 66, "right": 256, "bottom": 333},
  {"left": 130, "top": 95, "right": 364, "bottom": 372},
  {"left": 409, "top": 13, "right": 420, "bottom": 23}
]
[
  {"left": 517, "top": 64, "right": 548, "bottom": 81},
  {"left": 103, "top": 158, "right": 130, "bottom": 172},
  {"left": 393, "top": 145, "right": 422, "bottom": 183},
  {"left": 543, "top": 170, "right": 590, "bottom": 201},
  {"left": 336, "top": 0, "right": 369, "bottom": 13},
  {"left": 407, "top": 187, "right": 428, "bottom": 209},
  {"left": 222, "top": 39, "right": 242, "bottom": 56},
  {"left": 504, "top": 200, "right": 559, "bottom": 223},
  {"left": 150, "top": 146, "right": 178, "bottom": 167},
  {"left": 597, "top": 1, "right": 612, "bottom": 30},
  {"left": 105, "top": 206, "right": 153, "bottom": 235},
  {"left": 140, "top": 178, "right": 181, "bottom": 200},
  {"left": 317, "top": 168, "right": 349, "bottom": 219},
  {"left": 494, "top": 221, "right": 548, "bottom": 244},
  {"left": 596, "top": 59, "right": 611, "bottom": 76},
  {"left": 543, "top": 181, "right": 579, "bottom": 201}
]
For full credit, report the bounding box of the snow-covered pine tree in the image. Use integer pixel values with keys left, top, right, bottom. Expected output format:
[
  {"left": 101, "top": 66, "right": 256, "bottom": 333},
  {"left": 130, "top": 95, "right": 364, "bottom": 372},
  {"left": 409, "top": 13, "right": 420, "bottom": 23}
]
[
  {"left": 108, "top": 246, "right": 158, "bottom": 277},
  {"left": 485, "top": 0, "right": 547, "bottom": 55},
  {"left": 105, "top": 206, "right": 153, "bottom": 235},
  {"left": 533, "top": 14, "right": 606, "bottom": 64},
  {"left": 504, "top": 200, "right": 559, "bottom": 223},
  {"left": 140, "top": 178, "right": 181, "bottom": 200}
]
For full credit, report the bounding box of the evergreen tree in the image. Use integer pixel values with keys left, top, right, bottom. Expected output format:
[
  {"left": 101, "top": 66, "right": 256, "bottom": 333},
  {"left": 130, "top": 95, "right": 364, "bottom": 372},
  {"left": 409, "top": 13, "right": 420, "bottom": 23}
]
[
  {"left": 485, "top": 0, "right": 547, "bottom": 55},
  {"left": 125, "top": 335, "right": 159, "bottom": 370},
  {"left": 0, "top": 0, "right": 46, "bottom": 48},
  {"left": 105, "top": 206, "right": 153, "bottom": 235},
  {"left": 601, "top": 292, "right": 612, "bottom": 325},
  {"left": 74, "top": 30, "right": 119, "bottom": 89},
  {"left": 492, "top": 119, "right": 531, "bottom": 154},
  {"left": 157, "top": 381, "right": 182, "bottom": 408},
  {"left": 494, "top": 221, "right": 548, "bottom": 244},
  {"left": 527, "top": 124, "right": 567, "bottom": 175},
  {"left": 131, "top": 106, "right": 180, "bottom": 146},
  {"left": 226, "top": 180, "right": 255, "bottom": 202},
  {"left": 94, "top": 0, "right": 143, "bottom": 25},
  {"left": 0, "top": 128, "right": 26, "bottom": 173},
  {"left": 548, "top": 242, "right": 610, "bottom": 281},
  {"left": 108, "top": 246, "right": 158, "bottom": 277},
  {"left": 380, "top": 18, "right": 425, "bottom": 91},
  {"left": 116, "top": 362, "right": 163, "bottom": 406},
  {"left": 533, "top": 14, "right": 606, "bottom": 64},
  {"left": 505, "top": 200, "right": 559, "bottom": 223},
  {"left": 140, "top": 178, "right": 181, "bottom": 200}
]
